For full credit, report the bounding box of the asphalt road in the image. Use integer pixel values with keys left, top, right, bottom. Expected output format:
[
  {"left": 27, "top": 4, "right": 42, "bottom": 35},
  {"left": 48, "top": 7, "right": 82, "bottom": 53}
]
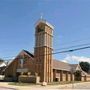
[{"left": 0, "top": 87, "right": 16, "bottom": 90}]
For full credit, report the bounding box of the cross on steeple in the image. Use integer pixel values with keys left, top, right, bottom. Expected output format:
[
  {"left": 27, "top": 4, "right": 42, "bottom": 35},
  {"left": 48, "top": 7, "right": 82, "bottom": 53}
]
[{"left": 40, "top": 13, "right": 43, "bottom": 19}]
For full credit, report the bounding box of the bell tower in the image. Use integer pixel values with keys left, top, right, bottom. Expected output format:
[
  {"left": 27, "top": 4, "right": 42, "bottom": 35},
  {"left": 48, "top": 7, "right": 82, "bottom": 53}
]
[{"left": 34, "top": 19, "right": 54, "bottom": 83}]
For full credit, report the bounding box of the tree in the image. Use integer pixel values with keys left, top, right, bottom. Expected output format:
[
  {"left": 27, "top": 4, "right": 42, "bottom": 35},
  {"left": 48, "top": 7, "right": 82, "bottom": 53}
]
[
  {"left": 79, "top": 62, "right": 90, "bottom": 73},
  {"left": 74, "top": 70, "right": 81, "bottom": 81}
]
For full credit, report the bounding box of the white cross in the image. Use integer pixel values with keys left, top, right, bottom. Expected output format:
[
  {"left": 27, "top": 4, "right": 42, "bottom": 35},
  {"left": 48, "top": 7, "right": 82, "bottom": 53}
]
[{"left": 20, "top": 58, "right": 23, "bottom": 68}]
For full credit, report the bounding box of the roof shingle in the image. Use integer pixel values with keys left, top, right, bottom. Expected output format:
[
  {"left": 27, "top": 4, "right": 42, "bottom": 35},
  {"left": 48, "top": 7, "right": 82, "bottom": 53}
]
[{"left": 53, "top": 59, "right": 71, "bottom": 71}]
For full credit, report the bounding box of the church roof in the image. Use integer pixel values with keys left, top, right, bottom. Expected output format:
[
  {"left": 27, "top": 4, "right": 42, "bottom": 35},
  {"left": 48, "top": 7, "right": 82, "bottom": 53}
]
[
  {"left": 23, "top": 50, "right": 34, "bottom": 58},
  {"left": 53, "top": 59, "right": 71, "bottom": 71},
  {"left": 21, "top": 50, "right": 79, "bottom": 72},
  {"left": 5, "top": 50, "right": 80, "bottom": 72},
  {"left": 69, "top": 64, "right": 78, "bottom": 72},
  {"left": 35, "top": 19, "right": 54, "bottom": 29}
]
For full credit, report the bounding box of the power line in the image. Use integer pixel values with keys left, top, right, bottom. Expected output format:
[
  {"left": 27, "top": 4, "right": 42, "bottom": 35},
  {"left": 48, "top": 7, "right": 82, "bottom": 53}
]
[
  {"left": 37, "top": 45, "right": 90, "bottom": 56},
  {"left": 54, "top": 37, "right": 90, "bottom": 48},
  {"left": 1, "top": 45, "right": 90, "bottom": 59},
  {"left": 54, "top": 43, "right": 90, "bottom": 51},
  {"left": 53, "top": 46, "right": 90, "bottom": 54}
]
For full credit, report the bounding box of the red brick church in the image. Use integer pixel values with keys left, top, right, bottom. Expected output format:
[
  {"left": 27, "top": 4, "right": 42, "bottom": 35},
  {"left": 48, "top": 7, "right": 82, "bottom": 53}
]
[{"left": 4, "top": 19, "right": 90, "bottom": 83}]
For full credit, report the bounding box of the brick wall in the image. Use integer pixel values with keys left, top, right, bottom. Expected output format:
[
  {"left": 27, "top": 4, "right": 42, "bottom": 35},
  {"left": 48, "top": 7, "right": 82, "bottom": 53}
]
[{"left": 5, "top": 51, "right": 35, "bottom": 81}]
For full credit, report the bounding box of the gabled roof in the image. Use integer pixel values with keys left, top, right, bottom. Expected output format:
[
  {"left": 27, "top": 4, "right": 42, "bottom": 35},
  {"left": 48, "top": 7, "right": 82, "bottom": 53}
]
[
  {"left": 53, "top": 59, "right": 71, "bottom": 71},
  {"left": 23, "top": 50, "right": 34, "bottom": 58},
  {"left": 81, "top": 70, "right": 88, "bottom": 76},
  {"left": 5, "top": 50, "right": 34, "bottom": 70},
  {"left": 69, "top": 64, "right": 78, "bottom": 72},
  {"left": 53, "top": 59, "right": 84, "bottom": 72},
  {"left": 4, "top": 50, "right": 84, "bottom": 73}
]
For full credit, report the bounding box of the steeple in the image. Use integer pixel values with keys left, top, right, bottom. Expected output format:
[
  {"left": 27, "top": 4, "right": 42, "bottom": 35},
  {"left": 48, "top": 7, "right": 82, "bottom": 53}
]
[
  {"left": 35, "top": 17, "right": 54, "bottom": 30},
  {"left": 34, "top": 18, "right": 54, "bottom": 83}
]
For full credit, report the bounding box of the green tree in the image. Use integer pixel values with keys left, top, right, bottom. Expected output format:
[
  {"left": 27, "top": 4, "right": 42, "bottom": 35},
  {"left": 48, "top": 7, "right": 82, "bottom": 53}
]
[
  {"left": 74, "top": 70, "right": 81, "bottom": 81},
  {"left": 79, "top": 62, "right": 90, "bottom": 73}
]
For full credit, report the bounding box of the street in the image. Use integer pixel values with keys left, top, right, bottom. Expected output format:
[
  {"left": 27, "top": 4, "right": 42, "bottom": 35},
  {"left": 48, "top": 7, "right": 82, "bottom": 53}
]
[
  {"left": 0, "top": 82, "right": 90, "bottom": 90},
  {"left": 0, "top": 87, "right": 16, "bottom": 90}
]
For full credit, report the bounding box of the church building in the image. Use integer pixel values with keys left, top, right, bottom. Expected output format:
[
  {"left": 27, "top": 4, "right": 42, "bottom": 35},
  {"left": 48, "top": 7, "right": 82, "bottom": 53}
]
[{"left": 4, "top": 19, "right": 89, "bottom": 83}]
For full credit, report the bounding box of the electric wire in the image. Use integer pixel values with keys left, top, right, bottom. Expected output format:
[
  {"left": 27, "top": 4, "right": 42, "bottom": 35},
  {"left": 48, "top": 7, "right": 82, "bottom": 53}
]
[{"left": 1, "top": 44, "right": 90, "bottom": 60}]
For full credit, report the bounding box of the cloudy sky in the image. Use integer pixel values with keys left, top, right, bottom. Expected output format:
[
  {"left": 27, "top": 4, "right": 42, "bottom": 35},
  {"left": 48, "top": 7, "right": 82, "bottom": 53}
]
[
  {"left": 62, "top": 55, "right": 90, "bottom": 64},
  {"left": 0, "top": 0, "right": 90, "bottom": 63}
]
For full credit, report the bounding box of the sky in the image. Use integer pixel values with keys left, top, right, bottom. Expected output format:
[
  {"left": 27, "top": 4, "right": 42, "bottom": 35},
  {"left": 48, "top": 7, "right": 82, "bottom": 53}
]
[{"left": 0, "top": 0, "right": 90, "bottom": 63}]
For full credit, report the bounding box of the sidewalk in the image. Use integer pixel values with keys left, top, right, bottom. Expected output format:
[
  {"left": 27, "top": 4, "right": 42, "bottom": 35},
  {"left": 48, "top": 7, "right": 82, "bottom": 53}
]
[{"left": 0, "top": 82, "right": 90, "bottom": 90}]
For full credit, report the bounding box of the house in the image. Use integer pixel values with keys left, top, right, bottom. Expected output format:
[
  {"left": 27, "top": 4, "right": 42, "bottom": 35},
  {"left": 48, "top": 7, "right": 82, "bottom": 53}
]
[{"left": 0, "top": 60, "right": 6, "bottom": 75}]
